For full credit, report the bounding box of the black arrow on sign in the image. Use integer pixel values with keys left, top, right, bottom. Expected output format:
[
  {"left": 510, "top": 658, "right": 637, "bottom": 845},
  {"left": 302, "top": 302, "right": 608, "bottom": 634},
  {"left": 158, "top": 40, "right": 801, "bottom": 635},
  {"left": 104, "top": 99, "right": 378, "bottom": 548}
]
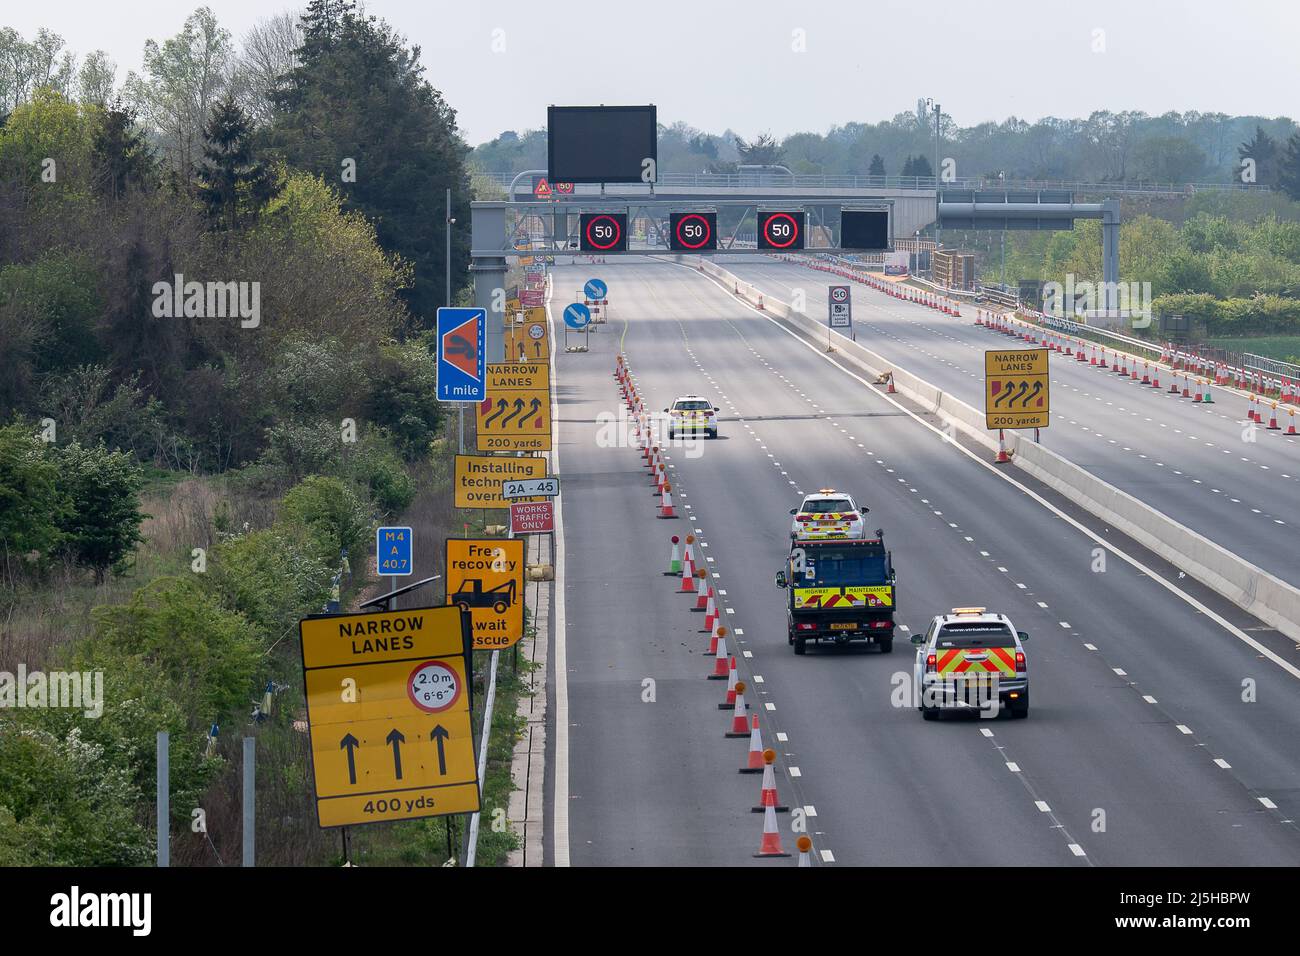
[
  {"left": 431, "top": 725, "right": 450, "bottom": 776},
  {"left": 533, "top": 340, "right": 542, "bottom": 358},
  {"left": 519, "top": 396, "right": 542, "bottom": 427},
  {"left": 993, "top": 380, "right": 1016, "bottom": 407},
  {"left": 501, "top": 397, "right": 525, "bottom": 427},
  {"left": 386, "top": 728, "right": 406, "bottom": 780},
  {"left": 340, "top": 733, "right": 359, "bottom": 785},
  {"left": 484, "top": 398, "right": 507, "bottom": 427},
  {"left": 1012, "top": 381, "right": 1030, "bottom": 407},
  {"left": 1023, "top": 380, "right": 1044, "bottom": 407}
]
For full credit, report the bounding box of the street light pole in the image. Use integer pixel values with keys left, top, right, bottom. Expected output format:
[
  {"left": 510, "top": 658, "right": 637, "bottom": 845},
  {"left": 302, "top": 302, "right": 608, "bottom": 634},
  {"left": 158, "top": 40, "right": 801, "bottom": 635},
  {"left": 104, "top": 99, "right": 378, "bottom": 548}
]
[
  {"left": 447, "top": 186, "right": 462, "bottom": 454},
  {"left": 927, "top": 98, "right": 942, "bottom": 257}
]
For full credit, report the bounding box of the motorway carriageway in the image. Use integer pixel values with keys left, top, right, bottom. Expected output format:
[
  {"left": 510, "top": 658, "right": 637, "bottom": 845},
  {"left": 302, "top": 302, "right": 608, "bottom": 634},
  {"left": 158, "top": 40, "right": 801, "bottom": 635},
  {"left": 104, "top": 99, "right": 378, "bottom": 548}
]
[
  {"left": 547, "top": 257, "right": 1300, "bottom": 866},
  {"left": 721, "top": 256, "right": 1300, "bottom": 591}
]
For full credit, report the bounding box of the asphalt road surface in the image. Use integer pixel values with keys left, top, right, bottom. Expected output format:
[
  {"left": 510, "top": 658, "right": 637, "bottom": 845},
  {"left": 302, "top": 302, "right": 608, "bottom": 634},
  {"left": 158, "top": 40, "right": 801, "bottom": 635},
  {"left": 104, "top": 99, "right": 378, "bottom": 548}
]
[
  {"left": 548, "top": 257, "right": 1300, "bottom": 866},
  {"left": 723, "top": 256, "right": 1300, "bottom": 590}
]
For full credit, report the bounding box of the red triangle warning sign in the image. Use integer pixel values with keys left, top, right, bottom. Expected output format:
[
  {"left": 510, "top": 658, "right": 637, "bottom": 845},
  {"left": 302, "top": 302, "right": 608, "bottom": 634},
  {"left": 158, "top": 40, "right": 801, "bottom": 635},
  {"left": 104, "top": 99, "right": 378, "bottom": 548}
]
[{"left": 533, "top": 177, "right": 552, "bottom": 198}]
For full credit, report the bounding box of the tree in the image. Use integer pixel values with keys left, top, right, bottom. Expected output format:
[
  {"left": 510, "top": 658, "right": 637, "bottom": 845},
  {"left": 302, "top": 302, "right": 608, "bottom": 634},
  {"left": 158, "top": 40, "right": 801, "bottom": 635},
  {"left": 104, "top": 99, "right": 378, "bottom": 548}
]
[
  {"left": 1239, "top": 125, "right": 1279, "bottom": 186},
  {"left": 123, "top": 7, "right": 232, "bottom": 180},
  {"left": 51, "top": 441, "right": 145, "bottom": 582},
  {"left": 228, "top": 13, "right": 301, "bottom": 127},
  {"left": 734, "top": 131, "right": 784, "bottom": 166},
  {"left": 869, "top": 154, "right": 886, "bottom": 177},
  {"left": 90, "top": 102, "right": 157, "bottom": 200},
  {"left": 196, "top": 95, "right": 276, "bottom": 232},
  {"left": 281, "top": 474, "right": 370, "bottom": 565},
  {"left": 1279, "top": 133, "right": 1300, "bottom": 201},
  {"left": 0, "top": 425, "right": 64, "bottom": 564},
  {"left": 902, "top": 154, "right": 933, "bottom": 178},
  {"left": 76, "top": 51, "right": 116, "bottom": 106},
  {"left": 269, "top": 0, "right": 472, "bottom": 322}
]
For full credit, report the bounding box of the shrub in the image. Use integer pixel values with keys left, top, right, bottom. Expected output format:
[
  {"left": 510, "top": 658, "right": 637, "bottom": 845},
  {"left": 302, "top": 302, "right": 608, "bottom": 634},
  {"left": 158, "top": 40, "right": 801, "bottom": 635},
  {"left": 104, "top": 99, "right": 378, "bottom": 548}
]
[
  {"left": 50, "top": 441, "right": 146, "bottom": 582},
  {"left": 281, "top": 475, "right": 371, "bottom": 565},
  {"left": 206, "top": 523, "right": 334, "bottom": 640},
  {"left": 0, "top": 423, "right": 65, "bottom": 564}
]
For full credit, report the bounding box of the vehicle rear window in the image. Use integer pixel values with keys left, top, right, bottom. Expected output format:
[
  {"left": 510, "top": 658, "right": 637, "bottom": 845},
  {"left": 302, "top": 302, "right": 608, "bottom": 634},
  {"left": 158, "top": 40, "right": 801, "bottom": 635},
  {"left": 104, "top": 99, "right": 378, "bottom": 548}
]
[
  {"left": 937, "top": 623, "right": 1013, "bottom": 648},
  {"left": 802, "top": 499, "right": 853, "bottom": 514},
  {"left": 798, "top": 549, "right": 887, "bottom": 585},
  {"left": 674, "top": 400, "right": 711, "bottom": 410}
]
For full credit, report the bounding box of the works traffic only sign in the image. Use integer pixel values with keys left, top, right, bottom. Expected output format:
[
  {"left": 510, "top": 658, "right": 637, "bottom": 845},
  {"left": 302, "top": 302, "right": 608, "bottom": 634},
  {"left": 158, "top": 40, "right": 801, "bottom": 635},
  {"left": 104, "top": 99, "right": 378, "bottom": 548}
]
[
  {"left": 985, "top": 348, "right": 1050, "bottom": 430},
  {"left": 445, "top": 538, "right": 525, "bottom": 648},
  {"left": 299, "top": 605, "right": 479, "bottom": 828},
  {"left": 376, "top": 526, "right": 412, "bottom": 576},
  {"left": 477, "top": 363, "right": 551, "bottom": 452},
  {"left": 435, "top": 308, "right": 486, "bottom": 402},
  {"left": 454, "top": 455, "right": 546, "bottom": 508},
  {"left": 510, "top": 500, "right": 554, "bottom": 535}
]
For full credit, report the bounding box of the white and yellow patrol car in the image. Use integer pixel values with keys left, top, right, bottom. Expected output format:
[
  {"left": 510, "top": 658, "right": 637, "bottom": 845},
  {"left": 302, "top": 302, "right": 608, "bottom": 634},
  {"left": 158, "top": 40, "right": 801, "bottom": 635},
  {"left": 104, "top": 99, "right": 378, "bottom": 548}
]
[
  {"left": 665, "top": 395, "right": 719, "bottom": 439},
  {"left": 789, "top": 489, "right": 867, "bottom": 540},
  {"left": 911, "top": 608, "right": 1029, "bottom": 719}
]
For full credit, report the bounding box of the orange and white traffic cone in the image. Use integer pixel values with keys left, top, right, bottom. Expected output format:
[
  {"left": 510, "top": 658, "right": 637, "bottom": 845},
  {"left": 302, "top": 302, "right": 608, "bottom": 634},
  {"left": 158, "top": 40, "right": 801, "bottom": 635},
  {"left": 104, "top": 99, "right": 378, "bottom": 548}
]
[
  {"left": 701, "top": 586, "right": 717, "bottom": 631},
  {"left": 739, "top": 714, "right": 764, "bottom": 773},
  {"left": 683, "top": 534, "right": 697, "bottom": 576},
  {"left": 752, "top": 749, "right": 790, "bottom": 813},
  {"left": 719, "top": 656, "right": 740, "bottom": 710},
  {"left": 796, "top": 835, "right": 814, "bottom": 867},
  {"left": 1268, "top": 403, "right": 1281, "bottom": 430},
  {"left": 725, "top": 681, "right": 749, "bottom": 735},
  {"left": 1287, "top": 408, "right": 1297, "bottom": 436},
  {"left": 692, "top": 569, "right": 709, "bottom": 609},
  {"left": 706, "top": 622, "right": 726, "bottom": 657},
  {"left": 658, "top": 484, "right": 678, "bottom": 518},
  {"left": 995, "top": 428, "right": 1012, "bottom": 464},
  {"left": 679, "top": 544, "right": 696, "bottom": 592},
  {"left": 754, "top": 804, "right": 790, "bottom": 858},
  {"left": 664, "top": 535, "right": 682, "bottom": 576},
  {"left": 710, "top": 634, "right": 730, "bottom": 681}
]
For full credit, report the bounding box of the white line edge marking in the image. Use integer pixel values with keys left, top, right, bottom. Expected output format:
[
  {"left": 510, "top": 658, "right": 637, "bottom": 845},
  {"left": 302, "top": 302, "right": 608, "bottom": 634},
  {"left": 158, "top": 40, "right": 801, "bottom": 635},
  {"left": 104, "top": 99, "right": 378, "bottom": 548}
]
[
  {"left": 545, "top": 280, "right": 570, "bottom": 867},
  {"left": 675, "top": 261, "right": 1300, "bottom": 683}
]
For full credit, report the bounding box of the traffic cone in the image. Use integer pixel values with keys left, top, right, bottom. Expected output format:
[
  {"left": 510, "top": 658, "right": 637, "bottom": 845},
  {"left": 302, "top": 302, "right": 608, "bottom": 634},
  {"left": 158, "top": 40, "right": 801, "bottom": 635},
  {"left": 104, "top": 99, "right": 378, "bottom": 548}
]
[
  {"left": 692, "top": 568, "right": 709, "bottom": 606},
  {"left": 886, "top": 372, "right": 897, "bottom": 394},
  {"left": 1248, "top": 395, "right": 1257, "bottom": 422},
  {"left": 706, "top": 622, "right": 726, "bottom": 657},
  {"left": 995, "top": 429, "right": 1012, "bottom": 464},
  {"left": 740, "top": 714, "right": 765, "bottom": 773},
  {"left": 752, "top": 749, "right": 790, "bottom": 813},
  {"left": 797, "top": 835, "right": 814, "bottom": 867},
  {"left": 683, "top": 534, "right": 697, "bottom": 576},
  {"left": 1099, "top": 350, "right": 1108, "bottom": 369},
  {"left": 710, "top": 634, "right": 730, "bottom": 680},
  {"left": 1182, "top": 375, "right": 1191, "bottom": 398},
  {"left": 754, "top": 805, "right": 790, "bottom": 858},
  {"left": 1268, "top": 403, "right": 1281, "bottom": 430},
  {"left": 701, "top": 587, "right": 717, "bottom": 631},
  {"left": 719, "top": 656, "right": 739, "bottom": 710},
  {"left": 679, "top": 544, "right": 696, "bottom": 592},
  {"left": 1287, "top": 408, "right": 1297, "bottom": 435},
  {"left": 1150, "top": 367, "right": 1161, "bottom": 389},
  {"left": 1169, "top": 374, "right": 1181, "bottom": 394},
  {"left": 1202, "top": 384, "right": 1213, "bottom": 404},
  {"left": 664, "top": 535, "right": 681, "bottom": 576},
  {"left": 1140, "top": 363, "right": 1150, "bottom": 385},
  {"left": 726, "top": 681, "right": 749, "bottom": 735},
  {"left": 658, "top": 484, "right": 677, "bottom": 518}
]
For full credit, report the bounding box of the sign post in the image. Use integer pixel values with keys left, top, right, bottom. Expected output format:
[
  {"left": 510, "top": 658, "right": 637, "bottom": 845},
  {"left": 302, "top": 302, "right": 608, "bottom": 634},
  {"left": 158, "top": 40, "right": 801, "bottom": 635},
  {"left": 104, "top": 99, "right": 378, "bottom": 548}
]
[{"left": 376, "top": 525, "right": 413, "bottom": 611}]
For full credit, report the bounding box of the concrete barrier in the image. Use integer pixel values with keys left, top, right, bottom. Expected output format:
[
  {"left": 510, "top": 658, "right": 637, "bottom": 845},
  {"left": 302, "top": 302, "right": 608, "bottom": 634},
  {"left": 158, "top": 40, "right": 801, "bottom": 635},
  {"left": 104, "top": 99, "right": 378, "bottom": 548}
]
[{"left": 684, "top": 255, "right": 1300, "bottom": 644}]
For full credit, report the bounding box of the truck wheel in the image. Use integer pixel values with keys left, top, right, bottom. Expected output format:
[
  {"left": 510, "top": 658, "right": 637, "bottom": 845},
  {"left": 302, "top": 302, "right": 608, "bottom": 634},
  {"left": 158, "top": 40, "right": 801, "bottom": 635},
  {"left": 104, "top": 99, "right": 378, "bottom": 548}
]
[
  {"left": 878, "top": 637, "right": 893, "bottom": 654},
  {"left": 787, "top": 628, "right": 794, "bottom": 646},
  {"left": 793, "top": 637, "right": 806, "bottom": 656}
]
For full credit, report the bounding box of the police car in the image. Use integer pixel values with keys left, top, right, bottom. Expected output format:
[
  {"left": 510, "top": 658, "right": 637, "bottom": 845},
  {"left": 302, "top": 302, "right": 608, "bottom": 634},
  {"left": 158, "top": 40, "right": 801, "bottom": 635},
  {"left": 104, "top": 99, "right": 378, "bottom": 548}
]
[
  {"left": 911, "top": 608, "right": 1029, "bottom": 719},
  {"left": 789, "top": 489, "right": 867, "bottom": 540},
  {"left": 665, "top": 395, "right": 719, "bottom": 439}
]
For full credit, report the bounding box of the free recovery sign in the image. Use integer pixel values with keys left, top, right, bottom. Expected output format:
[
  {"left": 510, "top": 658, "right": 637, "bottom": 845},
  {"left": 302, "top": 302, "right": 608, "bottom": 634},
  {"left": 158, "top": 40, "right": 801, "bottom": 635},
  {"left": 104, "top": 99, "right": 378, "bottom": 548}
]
[
  {"left": 298, "top": 605, "right": 479, "bottom": 828},
  {"left": 445, "top": 538, "right": 525, "bottom": 648},
  {"left": 985, "top": 348, "right": 1050, "bottom": 430}
]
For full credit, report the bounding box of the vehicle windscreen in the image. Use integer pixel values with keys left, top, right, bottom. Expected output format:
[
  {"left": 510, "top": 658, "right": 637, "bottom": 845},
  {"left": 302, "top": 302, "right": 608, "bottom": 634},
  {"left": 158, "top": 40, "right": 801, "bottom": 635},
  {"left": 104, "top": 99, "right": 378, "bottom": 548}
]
[
  {"left": 674, "top": 400, "right": 711, "bottom": 411},
  {"left": 937, "top": 623, "right": 1014, "bottom": 648},
  {"left": 800, "top": 548, "right": 887, "bottom": 585},
  {"left": 802, "top": 499, "right": 853, "bottom": 514}
]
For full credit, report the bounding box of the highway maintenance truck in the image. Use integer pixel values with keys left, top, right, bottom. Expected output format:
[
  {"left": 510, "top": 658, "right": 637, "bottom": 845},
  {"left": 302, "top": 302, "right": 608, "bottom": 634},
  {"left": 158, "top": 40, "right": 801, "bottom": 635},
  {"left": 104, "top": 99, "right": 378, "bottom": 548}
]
[{"left": 774, "top": 534, "right": 896, "bottom": 655}]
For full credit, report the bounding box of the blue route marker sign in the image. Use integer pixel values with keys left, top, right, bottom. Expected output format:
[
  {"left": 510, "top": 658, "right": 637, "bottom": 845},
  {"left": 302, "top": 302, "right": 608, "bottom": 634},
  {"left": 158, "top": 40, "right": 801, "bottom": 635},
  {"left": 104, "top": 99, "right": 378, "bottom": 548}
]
[
  {"left": 376, "top": 526, "right": 413, "bottom": 576},
  {"left": 436, "top": 307, "right": 486, "bottom": 402}
]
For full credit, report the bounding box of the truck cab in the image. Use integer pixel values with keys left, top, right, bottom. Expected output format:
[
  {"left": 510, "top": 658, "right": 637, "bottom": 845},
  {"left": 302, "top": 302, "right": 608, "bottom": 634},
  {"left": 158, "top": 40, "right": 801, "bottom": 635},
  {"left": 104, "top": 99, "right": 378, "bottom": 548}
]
[{"left": 775, "top": 535, "right": 896, "bottom": 655}]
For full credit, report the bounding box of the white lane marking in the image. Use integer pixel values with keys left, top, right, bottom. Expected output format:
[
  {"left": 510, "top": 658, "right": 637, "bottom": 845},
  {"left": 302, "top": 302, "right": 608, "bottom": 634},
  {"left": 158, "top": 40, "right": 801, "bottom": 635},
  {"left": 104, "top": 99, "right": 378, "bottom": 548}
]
[
  {"left": 776, "top": 732, "right": 788, "bottom": 742},
  {"left": 1068, "top": 844, "right": 1087, "bottom": 857},
  {"left": 1006, "top": 762, "right": 1021, "bottom": 772},
  {"left": 764, "top": 702, "right": 776, "bottom": 711},
  {"left": 1059, "top": 621, "right": 1071, "bottom": 628},
  {"left": 1142, "top": 695, "right": 1158, "bottom": 704},
  {"left": 1259, "top": 797, "right": 1278, "bottom": 809},
  {"left": 790, "top": 767, "right": 802, "bottom": 777},
  {"left": 1176, "top": 724, "right": 1193, "bottom": 734},
  {"left": 1113, "top": 668, "right": 1127, "bottom": 676},
  {"left": 979, "top": 728, "right": 994, "bottom": 737},
  {"left": 1084, "top": 643, "right": 1098, "bottom": 651},
  {"left": 1035, "top": 800, "right": 1052, "bottom": 812},
  {"left": 1214, "top": 758, "right": 1232, "bottom": 769},
  {"left": 804, "top": 805, "right": 818, "bottom": 817},
  {"left": 820, "top": 849, "right": 835, "bottom": 862}
]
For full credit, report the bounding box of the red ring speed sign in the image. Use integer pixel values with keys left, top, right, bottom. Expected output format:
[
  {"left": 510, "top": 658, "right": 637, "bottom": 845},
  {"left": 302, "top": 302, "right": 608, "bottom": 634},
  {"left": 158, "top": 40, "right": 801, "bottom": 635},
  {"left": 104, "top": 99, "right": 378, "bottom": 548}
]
[
  {"left": 831, "top": 286, "right": 849, "bottom": 302},
  {"left": 762, "top": 212, "right": 800, "bottom": 249},
  {"left": 675, "top": 213, "right": 712, "bottom": 250},
  {"left": 585, "top": 215, "right": 623, "bottom": 251}
]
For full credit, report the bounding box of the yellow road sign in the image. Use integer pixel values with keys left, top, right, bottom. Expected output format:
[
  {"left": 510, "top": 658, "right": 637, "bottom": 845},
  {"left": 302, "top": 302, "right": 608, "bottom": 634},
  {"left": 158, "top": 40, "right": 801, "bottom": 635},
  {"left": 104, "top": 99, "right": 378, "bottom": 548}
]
[
  {"left": 525, "top": 306, "right": 547, "bottom": 325},
  {"left": 985, "top": 348, "right": 1050, "bottom": 430},
  {"left": 299, "top": 606, "right": 479, "bottom": 828},
  {"left": 445, "top": 538, "right": 525, "bottom": 648},
  {"left": 477, "top": 363, "right": 551, "bottom": 451},
  {"left": 504, "top": 320, "right": 550, "bottom": 363},
  {"left": 453, "top": 454, "right": 546, "bottom": 508}
]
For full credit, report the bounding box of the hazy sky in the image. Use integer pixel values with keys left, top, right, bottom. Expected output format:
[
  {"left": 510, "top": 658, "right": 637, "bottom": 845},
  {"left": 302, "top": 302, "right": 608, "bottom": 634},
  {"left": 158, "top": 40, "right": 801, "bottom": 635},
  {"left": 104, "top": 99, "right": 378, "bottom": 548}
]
[{"left": 9, "top": 0, "right": 1299, "bottom": 144}]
